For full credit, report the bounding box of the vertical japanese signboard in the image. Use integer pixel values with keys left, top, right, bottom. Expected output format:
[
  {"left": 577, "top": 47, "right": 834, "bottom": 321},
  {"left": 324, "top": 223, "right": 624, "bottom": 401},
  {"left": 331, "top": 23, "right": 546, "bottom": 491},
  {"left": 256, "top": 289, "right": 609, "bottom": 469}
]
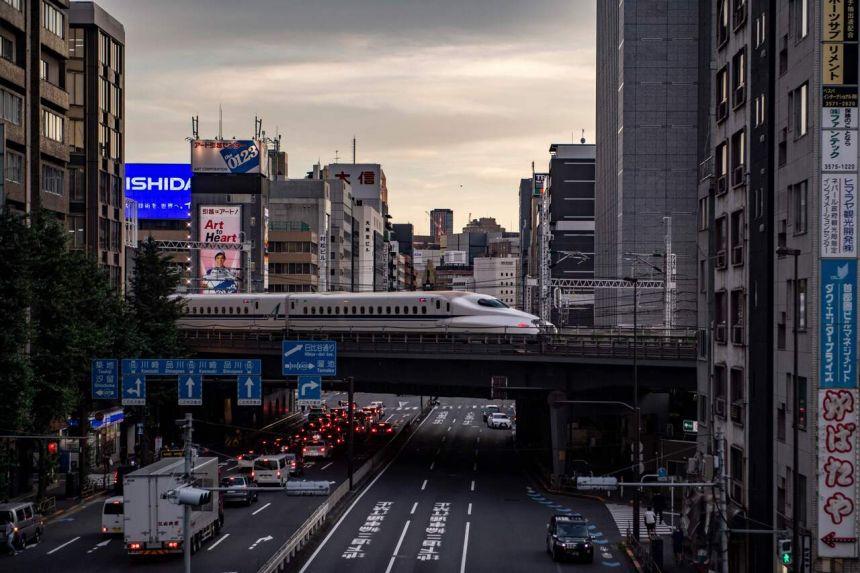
[
  {"left": 198, "top": 205, "right": 242, "bottom": 293},
  {"left": 820, "top": 2, "right": 860, "bottom": 558}
]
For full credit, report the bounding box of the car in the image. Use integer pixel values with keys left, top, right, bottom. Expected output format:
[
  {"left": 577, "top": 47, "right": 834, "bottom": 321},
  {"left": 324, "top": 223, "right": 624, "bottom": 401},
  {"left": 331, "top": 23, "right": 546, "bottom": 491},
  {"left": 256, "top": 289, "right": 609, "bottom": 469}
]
[
  {"left": 487, "top": 412, "right": 512, "bottom": 429},
  {"left": 0, "top": 501, "right": 43, "bottom": 549},
  {"left": 282, "top": 453, "right": 304, "bottom": 476},
  {"left": 369, "top": 422, "right": 395, "bottom": 439},
  {"left": 253, "top": 454, "right": 290, "bottom": 487},
  {"left": 369, "top": 401, "right": 386, "bottom": 416},
  {"left": 100, "top": 496, "right": 124, "bottom": 536},
  {"left": 221, "top": 475, "right": 258, "bottom": 505},
  {"left": 482, "top": 404, "right": 501, "bottom": 422},
  {"left": 303, "top": 440, "right": 331, "bottom": 459},
  {"left": 236, "top": 450, "right": 257, "bottom": 471},
  {"left": 362, "top": 406, "right": 381, "bottom": 423},
  {"left": 546, "top": 514, "right": 594, "bottom": 563}
]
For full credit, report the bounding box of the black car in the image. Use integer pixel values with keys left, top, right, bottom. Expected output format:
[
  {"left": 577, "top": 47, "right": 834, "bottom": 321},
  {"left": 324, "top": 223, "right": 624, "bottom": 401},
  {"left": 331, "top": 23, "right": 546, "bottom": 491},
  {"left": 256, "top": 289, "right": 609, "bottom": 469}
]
[
  {"left": 221, "top": 476, "right": 258, "bottom": 506},
  {"left": 546, "top": 514, "right": 594, "bottom": 563}
]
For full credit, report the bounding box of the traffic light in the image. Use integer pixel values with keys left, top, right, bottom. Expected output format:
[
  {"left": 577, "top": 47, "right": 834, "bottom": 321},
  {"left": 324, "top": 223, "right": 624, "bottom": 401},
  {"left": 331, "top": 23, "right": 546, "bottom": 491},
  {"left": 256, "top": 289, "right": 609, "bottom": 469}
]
[
  {"left": 777, "top": 538, "right": 792, "bottom": 566},
  {"left": 47, "top": 441, "right": 58, "bottom": 455}
]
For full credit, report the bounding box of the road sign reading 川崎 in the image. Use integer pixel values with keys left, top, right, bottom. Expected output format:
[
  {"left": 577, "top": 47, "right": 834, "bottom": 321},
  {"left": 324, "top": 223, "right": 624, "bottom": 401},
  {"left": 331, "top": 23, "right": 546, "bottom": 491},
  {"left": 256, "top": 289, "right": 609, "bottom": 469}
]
[
  {"left": 178, "top": 374, "right": 202, "bottom": 406},
  {"left": 237, "top": 375, "right": 262, "bottom": 406},
  {"left": 576, "top": 476, "right": 618, "bottom": 491},
  {"left": 122, "top": 374, "right": 147, "bottom": 406},
  {"left": 92, "top": 359, "right": 118, "bottom": 400},
  {"left": 282, "top": 341, "right": 337, "bottom": 376},
  {"left": 298, "top": 375, "right": 322, "bottom": 406},
  {"left": 122, "top": 358, "right": 260, "bottom": 376}
]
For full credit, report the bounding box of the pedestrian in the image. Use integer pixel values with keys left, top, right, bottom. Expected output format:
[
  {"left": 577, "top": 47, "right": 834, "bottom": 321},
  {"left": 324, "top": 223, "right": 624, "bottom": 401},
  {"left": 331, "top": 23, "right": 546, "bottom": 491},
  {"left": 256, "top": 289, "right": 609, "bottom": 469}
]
[
  {"left": 4, "top": 521, "right": 17, "bottom": 556},
  {"left": 643, "top": 506, "right": 657, "bottom": 538},
  {"left": 653, "top": 492, "right": 666, "bottom": 524},
  {"left": 672, "top": 526, "right": 685, "bottom": 565}
]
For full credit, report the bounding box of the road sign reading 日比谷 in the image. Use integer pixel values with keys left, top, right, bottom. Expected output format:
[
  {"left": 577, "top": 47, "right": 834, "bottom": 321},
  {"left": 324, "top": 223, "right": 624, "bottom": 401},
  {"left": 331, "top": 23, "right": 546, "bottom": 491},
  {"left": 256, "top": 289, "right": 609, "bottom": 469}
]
[
  {"left": 178, "top": 374, "right": 202, "bottom": 406},
  {"left": 237, "top": 375, "right": 262, "bottom": 406},
  {"left": 282, "top": 341, "right": 337, "bottom": 376},
  {"left": 92, "top": 359, "right": 118, "bottom": 400},
  {"left": 298, "top": 375, "right": 322, "bottom": 406},
  {"left": 122, "top": 374, "right": 146, "bottom": 406}
]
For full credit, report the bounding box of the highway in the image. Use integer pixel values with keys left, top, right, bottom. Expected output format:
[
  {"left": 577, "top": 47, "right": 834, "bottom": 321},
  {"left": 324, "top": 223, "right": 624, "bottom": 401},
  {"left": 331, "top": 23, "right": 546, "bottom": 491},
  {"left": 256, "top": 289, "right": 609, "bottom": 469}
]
[
  {"left": 298, "top": 396, "right": 633, "bottom": 573},
  {"left": 5, "top": 392, "right": 425, "bottom": 573}
]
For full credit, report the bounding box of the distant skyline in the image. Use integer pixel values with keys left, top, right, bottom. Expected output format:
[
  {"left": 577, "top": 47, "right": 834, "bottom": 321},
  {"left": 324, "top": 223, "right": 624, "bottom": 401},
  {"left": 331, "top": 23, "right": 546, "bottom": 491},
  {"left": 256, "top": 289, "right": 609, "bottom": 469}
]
[{"left": 98, "top": 0, "right": 596, "bottom": 234}]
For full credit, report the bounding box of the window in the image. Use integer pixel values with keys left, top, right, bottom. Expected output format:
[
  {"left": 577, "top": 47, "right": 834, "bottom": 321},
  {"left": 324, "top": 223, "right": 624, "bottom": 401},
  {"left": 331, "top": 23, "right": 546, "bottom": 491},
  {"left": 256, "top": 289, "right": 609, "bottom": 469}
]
[
  {"left": 731, "top": 48, "right": 746, "bottom": 107},
  {"left": 732, "top": 0, "right": 746, "bottom": 30},
  {"left": 68, "top": 168, "right": 83, "bottom": 201},
  {"left": 716, "top": 141, "right": 728, "bottom": 194},
  {"left": 5, "top": 150, "right": 22, "bottom": 184},
  {"left": 698, "top": 197, "right": 709, "bottom": 230},
  {"left": 68, "top": 27, "right": 83, "bottom": 58},
  {"left": 478, "top": 298, "right": 508, "bottom": 308},
  {"left": 715, "top": 364, "right": 727, "bottom": 411},
  {"left": 716, "top": 215, "right": 728, "bottom": 268},
  {"left": 41, "top": 164, "right": 64, "bottom": 196},
  {"left": 792, "top": 0, "right": 808, "bottom": 40},
  {"left": 716, "top": 66, "right": 729, "bottom": 122},
  {"left": 43, "top": 1, "right": 65, "bottom": 39},
  {"left": 40, "top": 59, "right": 47, "bottom": 80},
  {"left": 717, "top": 0, "right": 729, "bottom": 47},
  {"left": 779, "top": 34, "right": 788, "bottom": 75},
  {"left": 730, "top": 289, "right": 745, "bottom": 344},
  {"left": 377, "top": 306, "right": 382, "bottom": 314},
  {"left": 731, "top": 129, "right": 745, "bottom": 186},
  {"left": 715, "top": 291, "right": 728, "bottom": 343},
  {"left": 792, "top": 82, "right": 808, "bottom": 137},
  {"left": 0, "top": 89, "right": 22, "bottom": 125},
  {"left": 67, "top": 71, "right": 84, "bottom": 106},
  {"left": 791, "top": 180, "right": 808, "bottom": 234},
  {"left": 68, "top": 215, "right": 84, "bottom": 248},
  {"left": 798, "top": 376, "right": 807, "bottom": 430},
  {"left": 0, "top": 36, "right": 13, "bottom": 63},
  {"left": 752, "top": 188, "right": 763, "bottom": 220},
  {"left": 731, "top": 210, "right": 745, "bottom": 266},
  {"left": 69, "top": 119, "right": 84, "bottom": 151},
  {"left": 386, "top": 306, "right": 391, "bottom": 314},
  {"left": 754, "top": 12, "right": 766, "bottom": 47},
  {"left": 41, "top": 108, "right": 64, "bottom": 142},
  {"left": 700, "top": 260, "right": 707, "bottom": 293},
  {"left": 730, "top": 368, "right": 745, "bottom": 424},
  {"left": 3, "top": 0, "right": 21, "bottom": 10},
  {"left": 730, "top": 446, "right": 745, "bottom": 501},
  {"left": 754, "top": 94, "right": 766, "bottom": 127},
  {"left": 797, "top": 278, "right": 807, "bottom": 331}
]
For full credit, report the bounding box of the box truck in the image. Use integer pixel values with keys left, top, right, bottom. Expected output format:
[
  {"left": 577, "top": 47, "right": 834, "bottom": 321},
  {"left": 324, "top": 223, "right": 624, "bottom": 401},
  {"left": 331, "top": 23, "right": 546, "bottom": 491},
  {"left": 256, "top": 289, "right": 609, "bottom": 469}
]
[{"left": 123, "top": 456, "right": 222, "bottom": 556}]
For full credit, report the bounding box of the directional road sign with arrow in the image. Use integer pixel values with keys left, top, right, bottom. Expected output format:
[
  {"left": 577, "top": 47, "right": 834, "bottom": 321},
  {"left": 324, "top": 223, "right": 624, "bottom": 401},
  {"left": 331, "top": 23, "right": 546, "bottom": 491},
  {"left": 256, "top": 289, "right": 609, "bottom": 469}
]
[
  {"left": 178, "top": 374, "right": 202, "bottom": 406},
  {"left": 122, "top": 374, "right": 146, "bottom": 406},
  {"left": 282, "top": 341, "right": 337, "bottom": 376},
  {"left": 92, "top": 359, "right": 118, "bottom": 400},
  {"left": 237, "top": 375, "right": 262, "bottom": 406},
  {"left": 298, "top": 375, "right": 322, "bottom": 406}
]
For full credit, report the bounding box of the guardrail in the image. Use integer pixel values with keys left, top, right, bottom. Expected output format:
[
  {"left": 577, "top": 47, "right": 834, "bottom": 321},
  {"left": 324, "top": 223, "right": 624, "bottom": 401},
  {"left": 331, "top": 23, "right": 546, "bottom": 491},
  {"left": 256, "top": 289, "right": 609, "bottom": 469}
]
[
  {"left": 181, "top": 329, "right": 697, "bottom": 362},
  {"left": 36, "top": 496, "right": 56, "bottom": 515},
  {"left": 257, "top": 405, "right": 430, "bottom": 573}
]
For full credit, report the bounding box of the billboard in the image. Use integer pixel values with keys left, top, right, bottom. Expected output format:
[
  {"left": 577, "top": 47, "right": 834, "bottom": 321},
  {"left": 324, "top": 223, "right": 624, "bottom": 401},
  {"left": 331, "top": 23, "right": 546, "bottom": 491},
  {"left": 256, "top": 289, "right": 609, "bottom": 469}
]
[
  {"left": 198, "top": 205, "right": 242, "bottom": 293},
  {"left": 329, "top": 164, "right": 387, "bottom": 205},
  {"left": 820, "top": 259, "right": 857, "bottom": 389},
  {"left": 445, "top": 250, "right": 468, "bottom": 266},
  {"left": 191, "top": 140, "right": 268, "bottom": 176},
  {"left": 124, "top": 163, "right": 192, "bottom": 219}
]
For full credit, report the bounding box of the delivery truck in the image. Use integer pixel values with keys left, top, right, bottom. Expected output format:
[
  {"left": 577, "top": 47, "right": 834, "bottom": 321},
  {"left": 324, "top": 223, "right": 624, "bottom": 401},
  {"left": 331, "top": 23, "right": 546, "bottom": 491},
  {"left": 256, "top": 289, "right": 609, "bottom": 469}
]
[{"left": 123, "top": 456, "right": 222, "bottom": 556}]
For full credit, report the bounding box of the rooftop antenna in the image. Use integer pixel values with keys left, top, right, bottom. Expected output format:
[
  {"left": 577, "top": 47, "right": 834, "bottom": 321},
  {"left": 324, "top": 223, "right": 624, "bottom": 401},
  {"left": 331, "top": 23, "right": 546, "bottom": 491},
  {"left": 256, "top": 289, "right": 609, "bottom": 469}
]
[
  {"left": 580, "top": 129, "right": 586, "bottom": 144},
  {"left": 352, "top": 136, "right": 356, "bottom": 164},
  {"left": 334, "top": 149, "right": 340, "bottom": 162},
  {"left": 218, "top": 104, "right": 223, "bottom": 140},
  {"left": 254, "top": 116, "right": 263, "bottom": 140}
]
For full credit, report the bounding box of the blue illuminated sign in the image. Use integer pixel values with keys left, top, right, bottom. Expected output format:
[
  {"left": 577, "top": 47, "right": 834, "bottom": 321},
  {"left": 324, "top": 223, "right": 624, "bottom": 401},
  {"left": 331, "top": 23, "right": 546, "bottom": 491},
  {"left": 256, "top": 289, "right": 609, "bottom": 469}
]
[
  {"left": 124, "top": 163, "right": 192, "bottom": 220},
  {"left": 820, "top": 259, "right": 857, "bottom": 389}
]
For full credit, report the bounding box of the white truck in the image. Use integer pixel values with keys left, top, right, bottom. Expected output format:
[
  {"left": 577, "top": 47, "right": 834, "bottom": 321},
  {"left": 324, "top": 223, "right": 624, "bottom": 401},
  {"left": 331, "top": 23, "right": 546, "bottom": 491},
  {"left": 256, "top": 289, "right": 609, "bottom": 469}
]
[{"left": 123, "top": 456, "right": 222, "bottom": 556}]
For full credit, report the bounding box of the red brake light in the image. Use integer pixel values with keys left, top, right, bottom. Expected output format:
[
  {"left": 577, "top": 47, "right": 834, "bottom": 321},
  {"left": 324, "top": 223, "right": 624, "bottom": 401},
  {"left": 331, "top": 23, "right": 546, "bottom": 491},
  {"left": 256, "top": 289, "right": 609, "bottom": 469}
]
[
  {"left": 277, "top": 471, "right": 281, "bottom": 478},
  {"left": 102, "top": 527, "right": 107, "bottom": 533}
]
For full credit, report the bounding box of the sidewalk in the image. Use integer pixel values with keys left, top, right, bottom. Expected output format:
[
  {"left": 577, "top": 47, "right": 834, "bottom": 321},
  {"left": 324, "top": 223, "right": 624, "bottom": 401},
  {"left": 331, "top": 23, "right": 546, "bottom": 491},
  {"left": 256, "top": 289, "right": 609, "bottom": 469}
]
[
  {"left": 8, "top": 475, "right": 107, "bottom": 522},
  {"left": 636, "top": 533, "right": 698, "bottom": 573}
]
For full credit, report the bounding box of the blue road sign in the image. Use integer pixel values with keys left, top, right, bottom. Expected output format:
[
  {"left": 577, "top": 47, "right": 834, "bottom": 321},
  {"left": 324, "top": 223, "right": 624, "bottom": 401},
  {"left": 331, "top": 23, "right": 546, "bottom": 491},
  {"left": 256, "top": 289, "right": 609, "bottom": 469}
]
[
  {"left": 178, "top": 374, "right": 202, "bottom": 406},
  {"left": 122, "top": 359, "right": 261, "bottom": 376},
  {"left": 91, "top": 359, "right": 118, "bottom": 400},
  {"left": 237, "top": 375, "right": 262, "bottom": 406},
  {"left": 282, "top": 341, "right": 337, "bottom": 376},
  {"left": 122, "top": 374, "right": 147, "bottom": 406},
  {"left": 298, "top": 375, "right": 322, "bottom": 404},
  {"left": 657, "top": 467, "right": 668, "bottom": 481}
]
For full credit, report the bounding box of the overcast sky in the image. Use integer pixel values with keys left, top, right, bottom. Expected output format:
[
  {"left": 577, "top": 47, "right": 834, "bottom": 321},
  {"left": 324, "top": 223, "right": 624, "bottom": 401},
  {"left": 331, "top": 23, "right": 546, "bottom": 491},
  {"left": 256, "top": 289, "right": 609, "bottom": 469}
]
[{"left": 99, "top": 0, "right": 596, "bottom": 234}]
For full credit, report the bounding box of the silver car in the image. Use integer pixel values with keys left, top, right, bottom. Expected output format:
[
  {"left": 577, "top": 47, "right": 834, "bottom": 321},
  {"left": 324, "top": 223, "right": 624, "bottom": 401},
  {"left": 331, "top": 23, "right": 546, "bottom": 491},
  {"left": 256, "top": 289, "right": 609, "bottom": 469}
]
[{"left": 0, "top": 501, "right": 44, "bottom": 548}]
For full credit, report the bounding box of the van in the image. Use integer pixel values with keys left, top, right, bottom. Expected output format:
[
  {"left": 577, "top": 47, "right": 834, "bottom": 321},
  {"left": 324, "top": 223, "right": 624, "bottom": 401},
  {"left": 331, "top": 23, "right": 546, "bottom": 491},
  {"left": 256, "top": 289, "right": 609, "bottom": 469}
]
[
  {"left": 0, "top": 501, "right": 43, "bottom": 548},
  {"left": 252, "top": 454, "right": 289, "bottom": 486},
  {"left": 101, "top": 496, "right": 124, "bottom": 536}
]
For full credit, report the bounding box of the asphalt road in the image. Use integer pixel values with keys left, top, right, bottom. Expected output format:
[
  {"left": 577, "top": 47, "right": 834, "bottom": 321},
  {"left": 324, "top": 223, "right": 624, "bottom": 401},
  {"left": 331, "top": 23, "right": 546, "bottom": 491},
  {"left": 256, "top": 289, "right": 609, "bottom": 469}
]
[
  {"left": 4, "top": 392, "right": 425, "bottom": 573},
  {"left": 297, "top": 396, "right": 633, "bottom": 573}
]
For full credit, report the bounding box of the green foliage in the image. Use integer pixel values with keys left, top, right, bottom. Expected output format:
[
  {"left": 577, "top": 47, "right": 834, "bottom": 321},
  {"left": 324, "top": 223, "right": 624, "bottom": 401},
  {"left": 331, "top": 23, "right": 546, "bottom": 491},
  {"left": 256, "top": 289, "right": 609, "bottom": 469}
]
[{"left": 129, "top": 236, "right": 184, "bottom": 356}]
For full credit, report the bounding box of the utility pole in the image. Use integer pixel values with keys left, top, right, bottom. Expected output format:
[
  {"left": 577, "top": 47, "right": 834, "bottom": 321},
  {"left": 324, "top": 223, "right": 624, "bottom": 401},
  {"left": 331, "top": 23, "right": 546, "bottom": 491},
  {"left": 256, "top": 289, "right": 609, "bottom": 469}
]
[
  {"left": 180, "top": 413, "right": 193, "bottom": 573},
  {"left": 624, "top": 276, "right": 642, "bottom": 540}
]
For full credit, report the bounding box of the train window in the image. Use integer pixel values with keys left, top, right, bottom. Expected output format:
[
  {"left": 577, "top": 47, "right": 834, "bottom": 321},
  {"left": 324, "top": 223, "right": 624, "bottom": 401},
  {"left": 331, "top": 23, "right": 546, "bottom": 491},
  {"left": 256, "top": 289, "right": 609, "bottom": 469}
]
[
  {"left": 403, "top": 306, "right": 409, "bottom": 315},
  {"left": 228, "top": 307, "right": 233, "bottom": 314},
  {"left": 244, "top": 307, "right": 249, "bottom": 314},
  {"left": 435, "top": 300, "right": 440, "bottom": 310},
  {"left": 446, "top": 303, "right": 450, "bottom": 312},
  {"left": 290, "top": 302, "right": 295, "bottom": 310},
  {"left": 395, "top": 306, "right": 400, "bottom": 315},
  {"left": 421, "top": 306, "right": 427, "bottom": 315},
  {"left": 413, "top": 306, "right": 418, "bottom": 315},
  {"left": 477, "top": 298, "right": 508, "bottom": 308},
  {"left": 361, "top": 306, "right": 365, "bottom": 314},
  {"left": 303, "top": 307, "right": 308, "bottom": 315},
  {"left": 327, "top": 307, "right": 332, "bottom": 315},
  {"left": 378, "top": 306, "right": 383, "bottom": 314},
  {"left": 335, "top": 307, "right": 340, "bottom": 315},
  {"left": 206, "top": 307, "right": 211, "bottom": 314},
  {"left": 311, "top": 307, "right": 316, "bottom": 315},
  {"left": 255, "top": 301, "right": 259, "bottom": 309},
  {"left": 386, "top": 306, "right": 391, "bottom": 314},
  {"left": 352, "top": 306, "right": 357, "bottom": 314},
  {"left": 222, "top": 307, "right": 227, "bottom": 314},
  {"left": 342, "top": 306, "right": 348, "bottom": 315}
]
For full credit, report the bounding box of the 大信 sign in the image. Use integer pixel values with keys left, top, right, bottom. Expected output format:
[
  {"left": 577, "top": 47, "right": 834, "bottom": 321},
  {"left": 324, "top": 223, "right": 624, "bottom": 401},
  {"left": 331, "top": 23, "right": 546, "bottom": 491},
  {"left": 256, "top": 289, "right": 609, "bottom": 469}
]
[
  {"left": 198, "top": 205, "right": 242, "bottom": 293},
  {"left": 191, "top": 139, "right": 268, "bottom": 175}
]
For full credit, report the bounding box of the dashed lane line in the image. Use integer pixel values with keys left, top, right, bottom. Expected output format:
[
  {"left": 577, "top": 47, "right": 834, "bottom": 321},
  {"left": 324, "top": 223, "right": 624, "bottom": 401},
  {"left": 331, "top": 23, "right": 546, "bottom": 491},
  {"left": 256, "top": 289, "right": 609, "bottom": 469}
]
[
  {"left": 320, "top": 462, "right": 334, "bottom": 471},
  {"left": 467, "top": 503, "right": 472, "bottom": 516},
  {"left": 421, "top": 479, "right": 428, "bottom": 491},
  {"left": 459, "top": 522, "right": 471, "bottom": 573},
  {"left": 208, "top": 533, "right": 230, "bottom": 551},
  {"left": 410, "top": 502, "right": 418, "bottom": 515},
  {"left": 46, "top": 536, "right": 80, "bottom": 555},
  {"left": 384, "top": 520, "right": 411, "bottom": 573},
  {"left": 251, "top": 502, "right": 271, "bottom": 516}
]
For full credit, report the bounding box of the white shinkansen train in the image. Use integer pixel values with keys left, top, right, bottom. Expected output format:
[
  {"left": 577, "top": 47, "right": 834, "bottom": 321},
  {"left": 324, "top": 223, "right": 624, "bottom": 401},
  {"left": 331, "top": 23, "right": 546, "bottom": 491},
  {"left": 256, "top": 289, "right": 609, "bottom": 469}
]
[{"left": 175, "top": 291, "right": 551, "bottom": 334}]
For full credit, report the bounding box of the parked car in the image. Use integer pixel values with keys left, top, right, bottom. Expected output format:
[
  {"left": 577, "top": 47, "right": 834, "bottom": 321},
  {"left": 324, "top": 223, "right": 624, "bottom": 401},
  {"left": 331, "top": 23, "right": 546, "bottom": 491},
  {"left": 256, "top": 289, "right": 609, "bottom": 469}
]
[
  {"left": 487, "top": 412, "right": 512, "bottom": 429},
  {"left": 221, "top": 476, "right": 258, "bottom": 505},
  {"left": 546, "top": 514, "right": 593, "bottom": 563},
  {"left": 101, "top": 496, "right": 124, "bottom": 536},
  {"left": 0, "top": 501, "right": 44, "bottom": 549},
  {"left": 482, "top": 404, "right": 501, "bottom": 422}
]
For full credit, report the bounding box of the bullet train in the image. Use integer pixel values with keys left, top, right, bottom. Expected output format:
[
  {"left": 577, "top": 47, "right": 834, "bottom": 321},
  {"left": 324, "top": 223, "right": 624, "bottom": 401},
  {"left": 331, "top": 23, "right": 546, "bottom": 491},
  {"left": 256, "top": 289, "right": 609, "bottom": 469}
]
[{"left": 175, "top": 291, "right": 552, "bottom": 334}]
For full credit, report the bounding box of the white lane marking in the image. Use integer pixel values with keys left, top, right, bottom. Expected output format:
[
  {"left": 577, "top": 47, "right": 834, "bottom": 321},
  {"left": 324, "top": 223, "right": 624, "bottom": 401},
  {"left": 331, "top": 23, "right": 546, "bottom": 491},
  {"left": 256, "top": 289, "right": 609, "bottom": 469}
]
[
  {"left": 447, "top": 426, "right": 452, "bottom": 432},
  {"left": 459, "top": 522, "right": 471, "bottom": 573},
  {"left": 470, "top": 480, "right": 476, "bottom": 492},
  {"left": 47, "top": 536, "right": 81, "bottom": 555},
  {"left": 471, "top": 405, "right": 477, "bottom": 409},
  {"left": 385, "top": 414, "right": 395, "bottom": 423},
  {"left": 252, "top": 502, "right": 272, "bottom": 515},
  {"left": 467, "top": 503, "right": 472, "bottom": 516},
  {"left": 473, "top": 461, "right": 477, "bottom": 472},
  {"left": 476, "top": 436, "right": 480, "bottom": 443},
  {"left": 411, "top": 502, "right": 419, "bottom": 515},
  {"left": 249, "top": 535, "right": 273, "bottom": 550},
  {"left": 421, "top": 479, "right": 428, "bottom": 491},
  {"left": 86, "top": 538, "right": 111, "bottom": 553},
  {"left": 385, "top": 520, "right": 411, "bottom": 573},
  {"left": 451, "top": 419, "right": 457, "bottom": 424},
  {"left": 430, "top": 461, "right": 435, "bottom": 470},
  {"left": 299, "top": 410, "right": 434, "bottom": 573},
  {"left": 320, "top": 462, "right": 334, "bottom": 471},
  {"left": 208, "top": 533, "right": 230, "bottom": 551}
]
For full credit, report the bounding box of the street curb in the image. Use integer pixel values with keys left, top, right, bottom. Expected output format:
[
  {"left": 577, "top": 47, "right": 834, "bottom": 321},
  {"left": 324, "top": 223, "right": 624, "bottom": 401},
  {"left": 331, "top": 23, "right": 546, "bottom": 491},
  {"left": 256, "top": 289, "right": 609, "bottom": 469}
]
[
  {"left": 523, "top": 461, "right": 607, "bottom": 503},
  {"left": 622, "top": 542, "right": 645, "bottom": 573},
  {"left": 45, "top": 490, "right": 108, "bottom": 524}
]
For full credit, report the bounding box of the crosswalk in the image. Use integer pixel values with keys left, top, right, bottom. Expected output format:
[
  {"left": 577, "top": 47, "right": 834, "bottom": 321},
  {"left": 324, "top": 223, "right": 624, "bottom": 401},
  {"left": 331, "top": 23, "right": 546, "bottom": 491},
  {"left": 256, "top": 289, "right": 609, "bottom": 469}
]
[
  {"left": 605, "top": 503, "right": 674, "bottom": 540},
  {"left": 394, "top": 406, "right": 419, "bottom": 411}
]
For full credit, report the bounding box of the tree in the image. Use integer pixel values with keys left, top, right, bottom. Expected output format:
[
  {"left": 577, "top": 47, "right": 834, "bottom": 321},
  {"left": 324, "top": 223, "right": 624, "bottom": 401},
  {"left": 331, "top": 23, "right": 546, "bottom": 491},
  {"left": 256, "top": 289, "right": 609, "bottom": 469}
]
[{"left": 129, "top": 237, "right": 183, "bottom": 356}]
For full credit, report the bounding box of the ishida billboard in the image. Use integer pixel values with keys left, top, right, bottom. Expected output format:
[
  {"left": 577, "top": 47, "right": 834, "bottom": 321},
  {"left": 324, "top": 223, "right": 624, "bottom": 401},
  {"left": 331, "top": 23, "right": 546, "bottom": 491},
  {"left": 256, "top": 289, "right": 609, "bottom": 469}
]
[
  {"left": 124, "top": 163, "right": 192, "bottom": 219},
  {"left": 191, "top": 139, "right": 268, "bottom": 176},
  {"left": 198, "top": 205, "right": 242, "bottom": 293}
]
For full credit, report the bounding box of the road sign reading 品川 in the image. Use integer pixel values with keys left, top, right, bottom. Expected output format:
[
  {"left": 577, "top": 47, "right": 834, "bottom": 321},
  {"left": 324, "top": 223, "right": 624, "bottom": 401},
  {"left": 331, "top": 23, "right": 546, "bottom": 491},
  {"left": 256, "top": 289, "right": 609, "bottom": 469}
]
[
  {"left": 92, "top": 359, "right": 118, "bottom": 400},
  {"left": 298, "top": 375, "right": 322, "bottom": 406},
  {"left": 282, "top": 341, "right": 337, "bottom": 376},
  {"left": 120, "top": 359, "right": 261, "bottom": 406}
]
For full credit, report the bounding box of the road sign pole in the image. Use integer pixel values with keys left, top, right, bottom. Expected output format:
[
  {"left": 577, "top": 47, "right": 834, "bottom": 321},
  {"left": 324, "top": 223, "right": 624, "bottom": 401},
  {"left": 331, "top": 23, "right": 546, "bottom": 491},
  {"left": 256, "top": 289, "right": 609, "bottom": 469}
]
[
  {"left": 347, "top": 376, "right": 354, "bottom": 491},
  {"left": 180, "top": 413, "right": 192, "bottom": 573}
]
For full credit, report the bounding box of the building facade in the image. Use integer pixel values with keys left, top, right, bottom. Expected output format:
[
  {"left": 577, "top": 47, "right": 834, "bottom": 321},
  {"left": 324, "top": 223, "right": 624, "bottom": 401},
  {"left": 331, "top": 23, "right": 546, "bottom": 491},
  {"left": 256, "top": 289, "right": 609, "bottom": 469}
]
[
  {"left": 474, "top": 256, "right": 520, "bottom": 308},
  {"left": 353, "top": 199, "right": 384, "bottom": 291},
  {"left": 429, "top": 207, "right": 453, "bottom": 244},
  {"left": 595, "top": 0, "right": 700, "bottom": 328},
  {"left": 328, "top": 176, "right": 353, "bottom": 291}
]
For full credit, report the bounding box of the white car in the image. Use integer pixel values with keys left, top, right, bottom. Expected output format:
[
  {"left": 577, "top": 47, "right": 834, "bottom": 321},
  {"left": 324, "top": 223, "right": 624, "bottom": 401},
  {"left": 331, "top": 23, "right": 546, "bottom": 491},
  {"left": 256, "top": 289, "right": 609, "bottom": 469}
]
[
  {"left": 101, "top": 496, "right": 124, "bottom": 536},
  {"left": 488, "top": 413, "right": 512, "bottom": 429},
  {"left": 369, "top": 401, "right": 386, "bottom": 416}
]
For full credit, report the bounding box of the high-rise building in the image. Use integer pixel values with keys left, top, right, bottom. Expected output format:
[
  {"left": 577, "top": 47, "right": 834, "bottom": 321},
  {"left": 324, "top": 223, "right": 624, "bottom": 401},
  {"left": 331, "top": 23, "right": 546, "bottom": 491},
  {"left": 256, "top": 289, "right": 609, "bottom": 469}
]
[
  {"left": 474, "top": 256, "right": 519, "bottom": 308},
  {"left": 547, "top": 143, "right": 595, "bottom": 326},
  {"left": 328, "top": 177, "right": 354, "bottom": 292},
  {"left": 69, "top": 1, "right": 125, "bottom": 288},
  {"left": 353, "top": 199, "right": 385, "bottom": 291},
  {"left": 462, "top": 216, "right": 503, "bottom": 234},
  {"left": 429, "top": 208, "right": 453, "bottom": 243},
  {"left": 595, "top": 0, "right": 700, "bottom": 328}
]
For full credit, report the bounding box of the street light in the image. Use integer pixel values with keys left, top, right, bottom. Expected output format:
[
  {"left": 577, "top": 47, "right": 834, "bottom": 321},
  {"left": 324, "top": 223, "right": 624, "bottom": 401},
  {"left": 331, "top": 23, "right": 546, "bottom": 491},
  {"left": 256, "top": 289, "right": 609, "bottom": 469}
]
[
  {"left": 623, "top": 276, "right": 642, "bottom": 541},
  {"left": 777, "top": 246, "right": 801, "bottom": 568}
]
